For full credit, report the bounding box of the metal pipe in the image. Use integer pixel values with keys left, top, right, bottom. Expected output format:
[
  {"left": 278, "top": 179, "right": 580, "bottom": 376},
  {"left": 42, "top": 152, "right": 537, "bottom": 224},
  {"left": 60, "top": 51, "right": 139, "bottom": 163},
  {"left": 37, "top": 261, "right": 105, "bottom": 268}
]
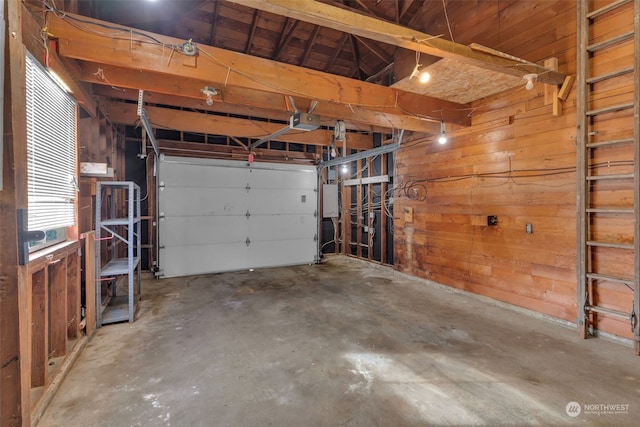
[
  {"left": 139, "top": 109, "right": 160, "bottom": 156},
  {"left": 249, "top": 125, "right": 290, "bottom": 150},
  {"left": 317, "top": 141, "right": 400, "bottom": 170}
]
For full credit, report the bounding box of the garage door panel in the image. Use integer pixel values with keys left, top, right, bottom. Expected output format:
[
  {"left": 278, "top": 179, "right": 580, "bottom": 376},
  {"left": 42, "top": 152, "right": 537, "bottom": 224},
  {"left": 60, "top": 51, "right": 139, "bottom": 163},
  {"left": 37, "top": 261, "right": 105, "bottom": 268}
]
[
  {"left": 160, "top": 186, "right": 249, "bottom": 217},
  {"left": 248, "top": 215, "right": 316, "bottom": 241},
  {"left": 162, "top": 161, "right": 249, "bottom": 186},
  {"left": 249, "top": 168, "right": 316, "bottom": 190},
  {"left": 160, "top": 216, "right": 247, "bottom": 246},
  {"left": 248, "top": 189, "right": 316, "bottom": 215},
  {"left": 248, "top": 240, "right": 316, "bottom": 269},
  {"left": 160, "top": 244, "right": 248, "bottom": 277},
  {"left": 158, "top": 156, "right": 317, "bottom": 277}
]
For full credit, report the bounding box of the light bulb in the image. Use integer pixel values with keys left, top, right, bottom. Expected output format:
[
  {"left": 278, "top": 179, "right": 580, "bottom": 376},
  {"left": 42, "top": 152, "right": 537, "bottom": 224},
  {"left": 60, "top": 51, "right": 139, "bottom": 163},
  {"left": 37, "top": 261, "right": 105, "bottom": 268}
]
[
  {"left": 523, "top": 74, "right": 537, "bottom": 91},
  {"left": 341, "top": 164, "right": 349, "bottom": 174},
  {"left": 330, "top": 147, "right": 336, "bottom": 158},
  {"left": 419, "top": 71, "right": 430, "bottom": 84},
  {"left": 206, "top": 95, "right": 213, "bottom": 106},
  {"left": 438, "top": 120, "right": 447, "bottom": 144}
]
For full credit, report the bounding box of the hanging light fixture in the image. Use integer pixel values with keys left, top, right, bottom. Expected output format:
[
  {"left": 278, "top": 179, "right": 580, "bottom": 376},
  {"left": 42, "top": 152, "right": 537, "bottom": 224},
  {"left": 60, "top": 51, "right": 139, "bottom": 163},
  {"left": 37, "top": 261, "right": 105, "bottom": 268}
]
[
  {"left": 438, "top": 121, "right": 448, "bottom": 145},
  {"left": 341, "top": 163, "right": 349, "bottom": 174},
  {"left": 410, "top": 51, "right": 430, "bottom": 84},
  {"left": 201, "top": 86, "right": 218, "bottom": 105},
  {"left": 523, "top": 74, "right": 537, "bottom": 90}
]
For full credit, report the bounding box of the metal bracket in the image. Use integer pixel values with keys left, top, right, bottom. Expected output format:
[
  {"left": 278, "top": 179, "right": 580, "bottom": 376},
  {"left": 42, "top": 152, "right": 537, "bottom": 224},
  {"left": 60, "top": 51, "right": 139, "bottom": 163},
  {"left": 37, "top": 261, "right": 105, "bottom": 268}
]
[
  {"left": 245, "top": 210, "right": 251, "bottom": 219},
  {"left": 245, "top": 237, "right": 251, "bottom": 246}
]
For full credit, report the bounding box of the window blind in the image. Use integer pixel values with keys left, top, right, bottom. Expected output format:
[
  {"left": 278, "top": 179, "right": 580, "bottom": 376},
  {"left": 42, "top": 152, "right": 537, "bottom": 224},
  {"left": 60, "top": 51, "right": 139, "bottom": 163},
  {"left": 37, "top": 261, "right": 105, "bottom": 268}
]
[{"left": 25, "top": 53, "right": 77, "bottom": 232}]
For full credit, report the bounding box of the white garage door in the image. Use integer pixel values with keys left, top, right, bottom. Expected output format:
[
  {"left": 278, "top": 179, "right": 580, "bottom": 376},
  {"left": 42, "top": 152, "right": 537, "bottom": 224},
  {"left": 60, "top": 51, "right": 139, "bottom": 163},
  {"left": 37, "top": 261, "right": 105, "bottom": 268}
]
[{"left": 157, "top": 155, "right": 318, "bottom": 278}]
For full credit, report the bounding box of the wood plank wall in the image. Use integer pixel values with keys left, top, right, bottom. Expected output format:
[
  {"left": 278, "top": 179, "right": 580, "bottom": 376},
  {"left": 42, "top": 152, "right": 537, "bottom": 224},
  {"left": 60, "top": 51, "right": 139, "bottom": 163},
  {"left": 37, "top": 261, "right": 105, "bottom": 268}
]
[{"left": 394, "top": 0, "right": 635, "bottom": 340}]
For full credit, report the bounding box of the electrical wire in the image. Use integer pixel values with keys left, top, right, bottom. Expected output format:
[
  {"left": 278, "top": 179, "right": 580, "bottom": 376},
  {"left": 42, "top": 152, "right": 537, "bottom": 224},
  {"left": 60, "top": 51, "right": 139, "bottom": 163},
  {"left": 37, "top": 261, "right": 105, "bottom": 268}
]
[{"left": 442, "top": 0, "right": 455, "bottom": 43}]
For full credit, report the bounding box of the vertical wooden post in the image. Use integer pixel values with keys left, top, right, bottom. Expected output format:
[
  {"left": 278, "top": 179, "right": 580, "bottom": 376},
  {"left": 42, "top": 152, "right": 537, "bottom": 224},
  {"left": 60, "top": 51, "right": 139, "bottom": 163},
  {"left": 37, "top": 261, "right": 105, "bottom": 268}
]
[
  {"left": 66, "top": 254, "right": 80, "bottom": 340},
  {"left": 84, "top": 232, "right": 97, "bottom": 336},
  {"left": 30, "top": 269, "right": 47, "bottom": 388},
  {"left": 48, "top": 261, "right": 68, "bottom": 359},
  {"left": 1, "top": 1, "right": 30, "bottom": 425}
]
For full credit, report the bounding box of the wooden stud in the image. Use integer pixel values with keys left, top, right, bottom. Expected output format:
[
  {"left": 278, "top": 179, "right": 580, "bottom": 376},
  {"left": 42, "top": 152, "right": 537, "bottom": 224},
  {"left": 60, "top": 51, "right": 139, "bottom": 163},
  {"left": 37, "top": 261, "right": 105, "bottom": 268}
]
[
  {"left": 48, "top": 261, "right": 68, "bottom": 360},
  {"left": 30, "top": 269, "right": 48, "bottom": 388},
  {"left": 84, "top": 232, "right": 96, "bottom": 336},
  {"left": 66, "top": 255, "right": 80, "bottom": 340}
]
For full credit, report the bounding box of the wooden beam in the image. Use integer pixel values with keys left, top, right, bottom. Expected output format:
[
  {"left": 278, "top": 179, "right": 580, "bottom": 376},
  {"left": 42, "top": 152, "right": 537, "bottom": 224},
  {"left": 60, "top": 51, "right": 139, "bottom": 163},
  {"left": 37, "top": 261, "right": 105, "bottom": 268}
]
[
  {"left": 93, "top": 85, "right": 386, "bottom": 134},
  {"left": 81, "top": 63, "right": 452, "bottom": 133},
  {"left": 45, "top": 11, "right": 471, "bottom": 128},
  {"left": 21, "top": 4, "right": 96, "bottom": 116},
  {"left": 230, "top": 0, "right": 566, "bottom": 85},
  {"left": 104, "top": 101, "right": 373, "bottom": 149}
]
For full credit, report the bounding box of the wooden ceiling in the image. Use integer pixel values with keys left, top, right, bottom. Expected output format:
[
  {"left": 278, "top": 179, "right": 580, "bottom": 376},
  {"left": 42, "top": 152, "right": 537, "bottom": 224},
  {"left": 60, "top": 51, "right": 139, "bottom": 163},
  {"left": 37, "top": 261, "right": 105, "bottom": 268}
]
[
  {"left": 24, "top": 0, "right": 564, "bottom": 157},
  {"left": 81, "top": 0, "right": 423, "bottom": 83}
]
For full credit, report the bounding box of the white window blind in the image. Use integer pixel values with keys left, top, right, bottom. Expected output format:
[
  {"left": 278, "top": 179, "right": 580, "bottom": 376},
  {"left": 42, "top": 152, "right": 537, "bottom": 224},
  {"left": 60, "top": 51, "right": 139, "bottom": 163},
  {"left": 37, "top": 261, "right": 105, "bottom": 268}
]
[{"left": 25, "top": 53, "right": 77, "bottom": 232}]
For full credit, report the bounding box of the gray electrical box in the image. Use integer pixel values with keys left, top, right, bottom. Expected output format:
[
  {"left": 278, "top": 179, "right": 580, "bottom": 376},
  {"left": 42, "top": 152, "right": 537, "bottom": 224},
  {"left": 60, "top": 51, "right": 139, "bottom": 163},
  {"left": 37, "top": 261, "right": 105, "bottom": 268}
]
[
  {"left": 290, "top": 112, "right": 320, "bottom": 131},
  {"left": 323, "top": 184, "right": 339, "bottom": 218}
]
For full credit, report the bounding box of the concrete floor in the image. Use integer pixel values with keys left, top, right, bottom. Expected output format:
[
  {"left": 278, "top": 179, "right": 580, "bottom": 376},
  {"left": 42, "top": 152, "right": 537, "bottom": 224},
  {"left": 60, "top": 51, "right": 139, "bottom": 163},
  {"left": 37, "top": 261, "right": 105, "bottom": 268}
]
[{"left": 39, "top": 256, "right": 639, "bottom": 426}]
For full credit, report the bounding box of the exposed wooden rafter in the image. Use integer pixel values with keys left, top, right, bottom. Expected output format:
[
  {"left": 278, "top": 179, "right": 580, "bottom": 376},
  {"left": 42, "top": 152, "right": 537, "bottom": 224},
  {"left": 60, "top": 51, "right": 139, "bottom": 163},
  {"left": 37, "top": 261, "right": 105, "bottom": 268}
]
[
  {"left": 105, "top": 101, "right": 373, "bottom": 149},
  {"left": 272, "top": 19, "right": 299, "bottom": 60},
  {"left": 245, "top": 10, "right": 260, "bottom": 54},
  {"left": 324, "top": 33, "right": 349, "bottom": 73},
  {"left": 230, "top": 0, "right": 566, "bottom": 85},
  {"left": 349, "top": 35, "right": 364, "bottom": 79},
  {"left": 44, "top": 11, "right": 470, "bottom": 134},
  {"left": 300, "top": 25, "right": 320, "bottom": 67},
  {"left": 208, "top": 0, "right": 219, "bottom": 46},
  {"left": 353, "top": 35, "right": 392, "bottom": 65},
  {"left": 399, "top": 0, "right": 414, "bottom": 21},
  {"left": 81, "top": 62, "right": 451, "bottom": 132}
]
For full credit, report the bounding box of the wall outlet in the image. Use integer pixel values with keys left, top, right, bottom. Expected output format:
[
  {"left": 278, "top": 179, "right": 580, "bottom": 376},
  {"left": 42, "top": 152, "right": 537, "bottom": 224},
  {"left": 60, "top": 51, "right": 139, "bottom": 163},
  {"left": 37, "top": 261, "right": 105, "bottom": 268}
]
[{"left": 487, "top": 215, "right": 498, "bottom": 226}]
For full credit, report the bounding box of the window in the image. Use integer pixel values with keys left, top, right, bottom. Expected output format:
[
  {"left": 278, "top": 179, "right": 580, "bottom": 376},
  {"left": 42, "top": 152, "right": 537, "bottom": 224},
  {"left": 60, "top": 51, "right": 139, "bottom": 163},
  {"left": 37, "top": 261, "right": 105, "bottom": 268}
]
[{"left": 25, "top": 53, "right": 77, "bottom": 251}]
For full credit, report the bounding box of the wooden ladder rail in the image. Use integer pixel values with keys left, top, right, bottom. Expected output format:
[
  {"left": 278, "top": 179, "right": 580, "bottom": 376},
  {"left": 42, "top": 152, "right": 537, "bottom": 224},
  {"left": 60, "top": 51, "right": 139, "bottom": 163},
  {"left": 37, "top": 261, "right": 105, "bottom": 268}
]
[{"left": 576, "top": 0, "right": 640, "bottom": 355}]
